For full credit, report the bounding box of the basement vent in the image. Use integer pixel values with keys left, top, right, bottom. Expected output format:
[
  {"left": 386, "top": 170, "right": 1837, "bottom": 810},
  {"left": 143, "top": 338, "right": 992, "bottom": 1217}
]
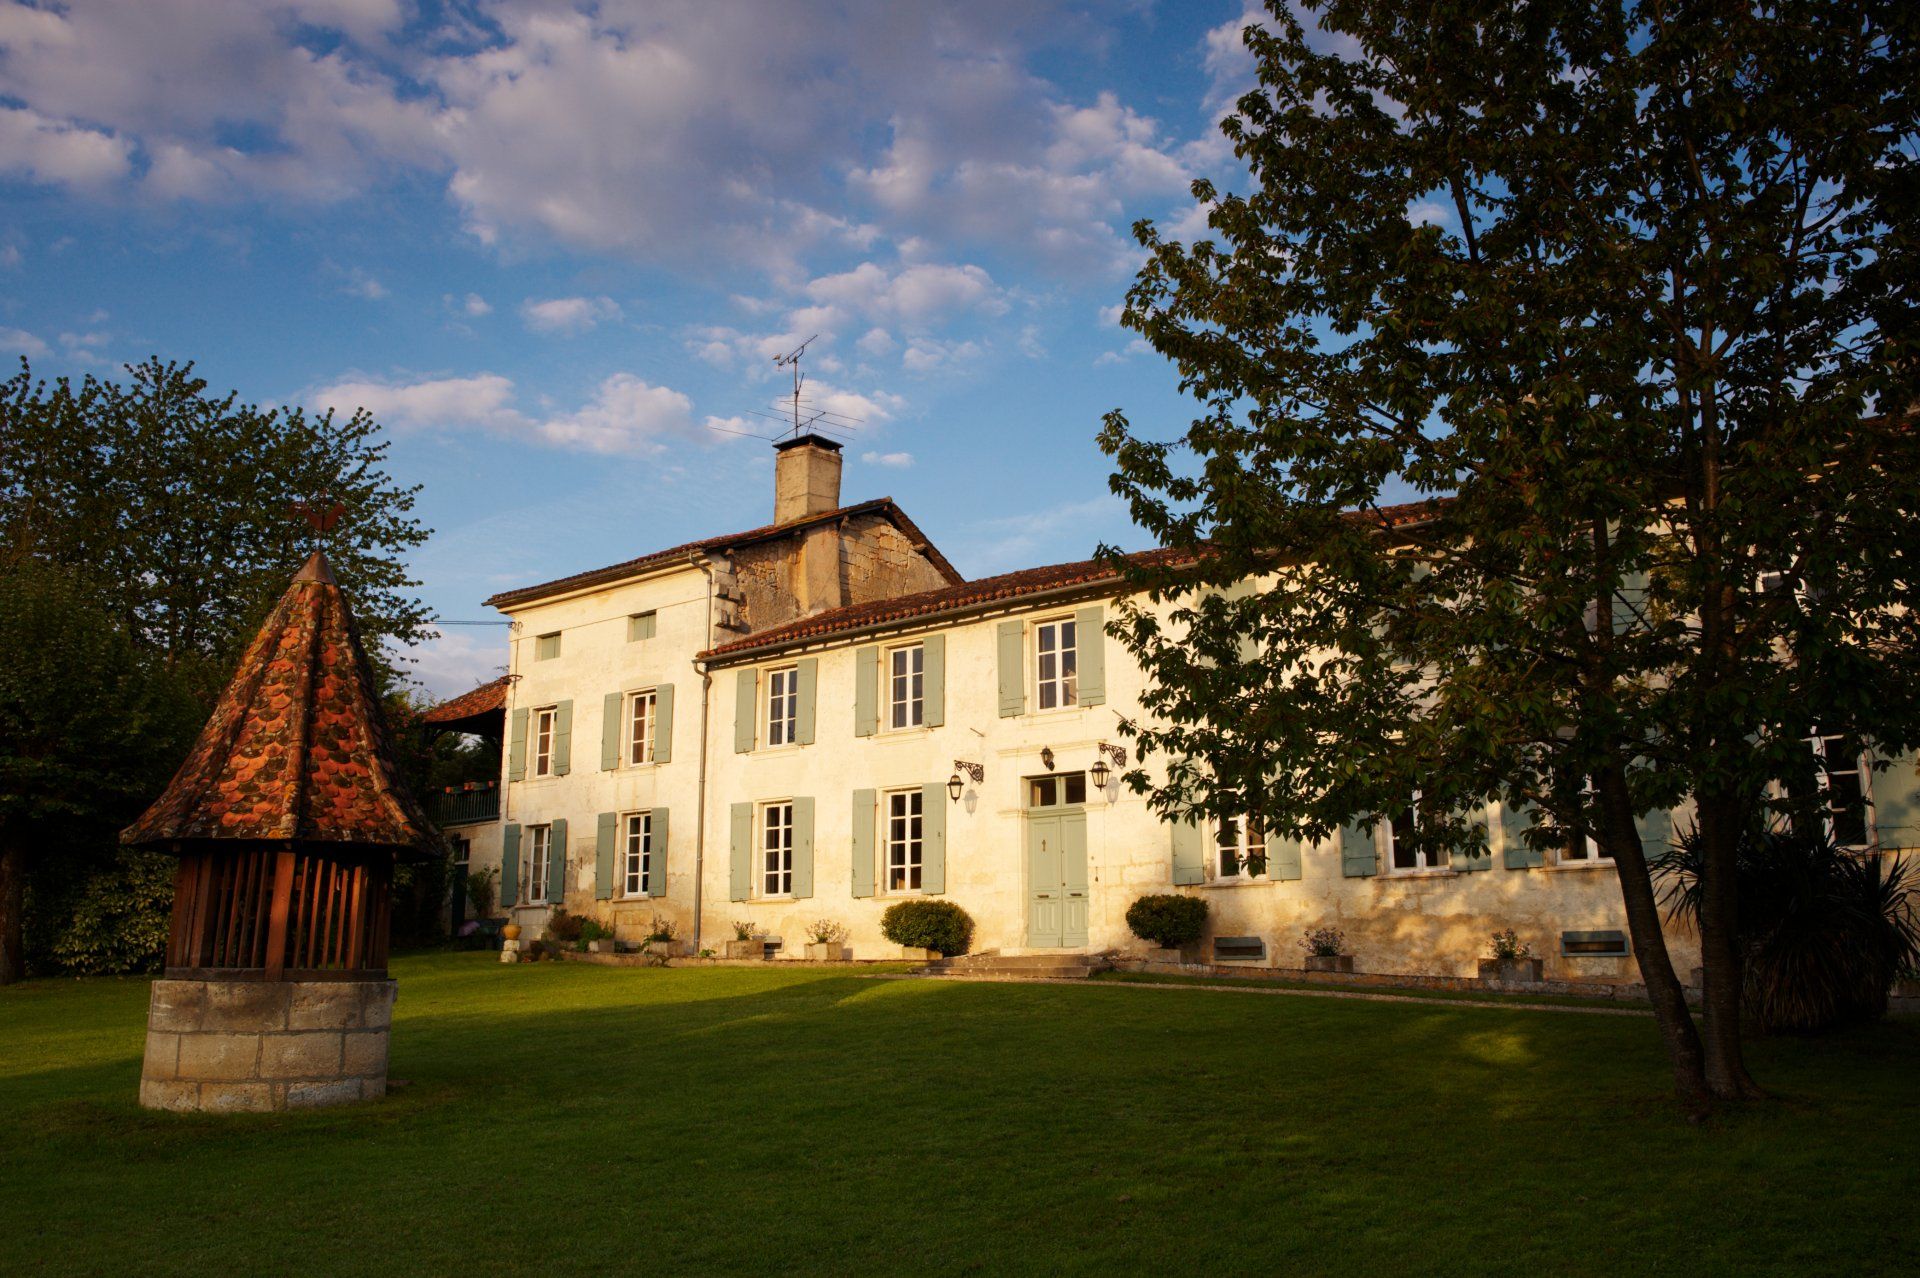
[
  {"left": 1561, "top": 930, "right": 1629, "bottom": 958},
  {"left": 762, "top": 938, "right": 783, "bottom": 959},
  {"left": 1213, "top": 936, "right": 1265, "bottom": 963}
]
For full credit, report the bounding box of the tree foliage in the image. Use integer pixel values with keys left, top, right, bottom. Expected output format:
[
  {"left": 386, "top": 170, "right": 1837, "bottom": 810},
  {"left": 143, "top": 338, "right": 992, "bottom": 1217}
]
[{"left": 1099, "top": 0, "right": 1919, "bottom": 1110}]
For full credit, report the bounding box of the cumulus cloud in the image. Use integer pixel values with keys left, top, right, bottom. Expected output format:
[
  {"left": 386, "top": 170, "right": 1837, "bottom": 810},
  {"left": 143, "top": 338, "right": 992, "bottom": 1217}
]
[
  {"left": 0, "top": 106, "right": 133, "bottom": 192},
  {"left": 0, "top": 326, "right": 50, "bottom": 358},
  {"left": 862, "top": 450, "right": 913, "bottom": 468},
  {"left": 521, "top": 295, "right": 622, "bottom": 334},
  {"left": 311, "top": 369, "right": 713, "bottom": 455}
]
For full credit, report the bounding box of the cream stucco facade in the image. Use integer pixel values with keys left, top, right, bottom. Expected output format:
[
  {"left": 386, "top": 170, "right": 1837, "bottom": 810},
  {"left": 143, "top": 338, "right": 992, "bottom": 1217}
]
[{"left": 447, "top": 435, "right": 1917, "bottom": 985}]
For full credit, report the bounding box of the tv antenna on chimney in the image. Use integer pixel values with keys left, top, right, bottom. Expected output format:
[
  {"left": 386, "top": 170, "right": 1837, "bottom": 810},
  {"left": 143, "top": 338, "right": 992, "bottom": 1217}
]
[{"left": 771, "top": 335, "right": 822, "bottom": 440}]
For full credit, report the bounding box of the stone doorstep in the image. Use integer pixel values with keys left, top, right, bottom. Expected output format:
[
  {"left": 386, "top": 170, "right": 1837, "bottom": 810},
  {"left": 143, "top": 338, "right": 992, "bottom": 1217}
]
[{"left": 1112, "top": 958, "right": 1659, "bottom": 1002}]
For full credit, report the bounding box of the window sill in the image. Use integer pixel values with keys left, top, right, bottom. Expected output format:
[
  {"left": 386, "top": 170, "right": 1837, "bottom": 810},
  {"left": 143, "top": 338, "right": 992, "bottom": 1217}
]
[
  {"left": 1540, "top": 860, "right": 1613, "bottom": 873},
  {"left": 621, "top": 760, "right": 659, "bottom": 772},
  {"left": 876, "top": 726, "right": 932, "bottom": 741},
  {"left": 1200, "top": 878, "right": 1263, "bottom": 890},
  {"left": 1383, "top": 868, "right": 1458, "bottom": 880}
]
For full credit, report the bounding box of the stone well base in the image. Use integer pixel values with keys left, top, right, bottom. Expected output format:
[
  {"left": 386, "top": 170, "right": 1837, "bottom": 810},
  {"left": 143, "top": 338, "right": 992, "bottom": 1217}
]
[{"left": 139, "top": 977, "right": 395, "bottom": 1113}]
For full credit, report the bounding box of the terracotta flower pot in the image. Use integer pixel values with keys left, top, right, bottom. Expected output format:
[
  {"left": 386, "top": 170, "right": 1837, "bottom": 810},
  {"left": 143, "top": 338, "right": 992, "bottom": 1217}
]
[{"left": 502, "top": 923, "right": 522, "bottom": 942}]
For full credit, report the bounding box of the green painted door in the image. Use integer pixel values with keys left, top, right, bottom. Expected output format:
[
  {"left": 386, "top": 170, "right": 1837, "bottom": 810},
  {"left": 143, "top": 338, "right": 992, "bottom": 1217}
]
[{"left": 1026, "top": 810, "right": 1089, "bottom": 948}]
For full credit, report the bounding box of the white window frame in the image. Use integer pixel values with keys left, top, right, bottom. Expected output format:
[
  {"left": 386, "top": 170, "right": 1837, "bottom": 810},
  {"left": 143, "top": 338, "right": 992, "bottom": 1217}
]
[
  {"left": 1034, "top": 617, "right": 1079, "bottom": 711},
  {"left": 1215, "top": 815, "right": 1265, "bottom": 881},
  {"left": 1386, "top": 790, "right": 1450, "bottom": 873},
  {"left": 1809, "top": 730, "right": 1872, "bottom": 850},
  {"left": 765, "top": 666, "right": 798, "bottom": 748},
  {"left": 626, "top": 688, "right": 657, "bottom": 767},
  {"left": 1560, "top": 777, "right": 1610, "bottom": 864},
  {"left": 621, "top": 811, "right": 652, "bottom": 898},
  {"left": 1026, "top": 772, "right": 1089, "bottom": 809},
  {"left": 884, "top": 788, "right": 924, "bottom": 893},
  {"left": 761, "top": 800, "right": 794, "bottom": 897},
  {"left": 526, "top": 823, "right": 552, "bottom": 901},
  {"left": 886, "top": 643, "right": 925, "bottom": 731},
  {"left": 532, "top": 705, "right": 557, "bottom": 778}
]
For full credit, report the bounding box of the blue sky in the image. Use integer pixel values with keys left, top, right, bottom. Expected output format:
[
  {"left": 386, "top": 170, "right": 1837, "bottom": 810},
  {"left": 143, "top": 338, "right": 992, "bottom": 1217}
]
[{"left": 0, "top": 0, "right": 1276, "bottom": 697}]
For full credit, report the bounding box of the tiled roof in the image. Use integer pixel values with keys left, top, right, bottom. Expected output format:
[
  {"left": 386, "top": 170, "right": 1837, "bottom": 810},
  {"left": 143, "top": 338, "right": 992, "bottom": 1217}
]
[
  {"left": 423, "top": 675, "right": 508, "bottom": 726},
  {"left": 482, "top": 498, "right": 963, "bottom": 610},
  {"left": 699, "top": 497, "right": 1447, "bottom": 661},
  {"left": 123, "top": 552, "right": 436, "bottom": 855}
]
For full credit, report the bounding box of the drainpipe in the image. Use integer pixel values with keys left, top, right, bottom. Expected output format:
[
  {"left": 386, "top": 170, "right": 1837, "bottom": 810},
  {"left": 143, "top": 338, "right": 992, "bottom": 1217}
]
[{"left": 689, "top": 554, "right": 717, "bottom": 951}]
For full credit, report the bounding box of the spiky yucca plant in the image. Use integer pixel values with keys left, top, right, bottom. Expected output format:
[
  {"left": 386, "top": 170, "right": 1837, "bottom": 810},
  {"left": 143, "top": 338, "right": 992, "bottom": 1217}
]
[{"left": 1654, "top": 827, "right": 1918, "bottom": 1035}]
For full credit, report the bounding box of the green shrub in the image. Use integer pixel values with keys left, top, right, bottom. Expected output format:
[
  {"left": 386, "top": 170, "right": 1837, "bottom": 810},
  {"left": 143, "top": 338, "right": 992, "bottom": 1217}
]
[
  {"left": 32, "top": 846, "right": 175, "bottom": 975},
  {"left": 1125, "top": 894, "right": 1208, "bottom": 948},
  {"left": 544, "top": 909, "right": 585, "bottom": 944},
  {"left": 578, "top": 918, "right": 614, "bottom": 944},
  {"left": 880, "top": 899, "right": 975, "bottom": 956}
]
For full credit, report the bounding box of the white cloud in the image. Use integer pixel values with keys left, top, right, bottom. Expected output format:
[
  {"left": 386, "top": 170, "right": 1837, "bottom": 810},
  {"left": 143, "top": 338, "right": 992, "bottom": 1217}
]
[
  {"left": 804, "top": 261, "right": 1007, "bottom": 327},
  {"left": 403, "top": 629, "right": 508, "bottom": 702},
  {"left": 521, "top": 295, "right": 622, "bottom": 334},
  {"left": 0, "top": 106, "right": 132, "bottom": 192},
  {"left": 862, "top": 450, "right": 913, "bottom": 468},
  {"left": 0, "top": 326, "right": 50, "bottom": 358},
  {"left": 310, "top": 369, "right": 710, "bottom": 455},
  {"left": 445, "top": 292, "right": 492, "bottom": 317},
  {"left": 341, "top": 267, "right": 388, "bottom": 300},
  {"left": 901, "top": 336, "right": 982, "bottom": 373},
  {"left": 1407, "top": 200, "right": 1449, "bottom": 227},
  {"left": 855, "top": 327, "right": 896, "bottom": 357}
]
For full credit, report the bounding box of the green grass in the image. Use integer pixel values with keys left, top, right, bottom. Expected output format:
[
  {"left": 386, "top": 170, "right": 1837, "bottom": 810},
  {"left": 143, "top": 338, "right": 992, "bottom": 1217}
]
[{"left": 1, "top": 955, "right": 1914, "bottom": 1277}]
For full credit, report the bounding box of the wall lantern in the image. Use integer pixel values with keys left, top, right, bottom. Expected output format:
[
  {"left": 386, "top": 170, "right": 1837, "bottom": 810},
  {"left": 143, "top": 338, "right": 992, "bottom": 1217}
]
[
  {"left": 949, "top": 760, "right": 984, "bottom": 803},
  {"left": 1091, "top": 742, "right": 1127, "bottom": 790},
  {"left": 1041, "top": 746, "right": 1055, "bottom": 771},
  {"left": 1090, "top": 757, "right": 1109, "bottom": 788}
]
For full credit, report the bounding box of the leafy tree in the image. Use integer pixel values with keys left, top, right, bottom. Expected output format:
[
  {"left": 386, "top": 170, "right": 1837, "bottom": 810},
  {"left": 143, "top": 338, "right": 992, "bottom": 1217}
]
[
  {"left": 0, "top": 357, "right": 431, "bottom": 695},
  {"left": 0, "top": 564, "right": 198, "bottom": 983},
  {"left": 1099, "top": 0, "right": 1919, "bottom": 1114}
]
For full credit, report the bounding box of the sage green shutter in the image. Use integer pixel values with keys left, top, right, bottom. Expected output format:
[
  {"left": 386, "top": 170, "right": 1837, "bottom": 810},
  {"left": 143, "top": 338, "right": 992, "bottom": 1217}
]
[
  {"left": 734, "top": 670, "right": 757, "bottom": 753},
  {"left": 1075, "top": 605, "right": 1106, "bottom": 706},
  {"left": 628, "top": 611, "right": 655, "bottom": 641},
  {"left": 922, "top": 635, "right": 946, "bottom": 727},
  {"left": 1634, "top": 806, "right": 1672, "bottom": 858},
  {"left": 500, "top": 823, "right": 521, "bottom": 907},
  {"left": 653, "top": 683, "right": 674, "bottom": 763},
  {"left": 795, "top": 658, "right": 818, "bottom": 746},
  {"left": 508, "top": 707, "right": 528, "bottom": 781},
  {"left": 851, "top": 789, "right": 877, "bottom": 898},
  {"left": 1501, "top": 801, "right": 1545, "bottom": 869},
  {"left": 854, "top": 646, "right": 879, "bottom": 737},
  {"left": 552, "top": 700, "right": 573, "bottom": 776},
  {"left": 547, "top": 818, "right": 568, "bottom": 904},
  {"left": 1266, "top": 834, "right": 1303, "bottom": 881},
  {"left": 1171, "top": 819, "right": 1204, "bottom": 885},
  {"left": 600, "top": 692, "right": 622, "bottom": 771},
  {"left": 1457, "top": 829, "right": 1492, "bottom": 873},
  {"left": 791, "top": 796, "right": 815, "bottom": 899},
  {"left": 920, "top": 783, "right": 947, "bottom": 894},
  {"left": 1340, "top": 820, "right": 1378, "bottom": 877},
  {"left": 595, "top": 811, "right": 617, "bottom": 900},
  {"left": 1872, "top": 751, "right": 1920, "bottom": 850},
  {"left": 649, "top": 808, "right": 669, "bottom": 897},
  {"left": 729, "top": 803, "right": 752, "bottom": 901},
  {"left": 997, "top": 620, "right": 1024, "bottom": 717}
]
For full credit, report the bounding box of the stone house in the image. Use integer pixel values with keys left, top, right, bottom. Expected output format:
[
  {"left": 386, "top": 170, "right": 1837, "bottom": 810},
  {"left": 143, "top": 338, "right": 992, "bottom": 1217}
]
[{"left": 431, "top": 434, "right": 1920, "bottom": 983}]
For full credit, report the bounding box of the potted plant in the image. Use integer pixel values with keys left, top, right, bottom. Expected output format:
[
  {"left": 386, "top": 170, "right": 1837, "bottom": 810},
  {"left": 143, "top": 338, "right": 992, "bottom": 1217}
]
[
  {"left": 880, "top": 900, "right": 975, "bottom": 960},
  {"left": 580, "top": 917, "right": 617, "bottom": 953},
  {"left": 804, "top": 918, "right": 849, "bottom": 962},
  {"left": 639, "top": 913, "right": 683, "bottom": 959},
  {"left": 501, "top": 921, "right": 523, "bottom": 942},
  {"left": 1478, "top": 929, "right": 1544, "bottom": 983},
  {"left": 1300, "top": 926, "right": 1354, "bottom": 973},
  {"left": 1124, "top": 893, "right": 1208, "bottom": 964},
  {"left": 723, "top": 920, "right": 764, "bottom": 960}
]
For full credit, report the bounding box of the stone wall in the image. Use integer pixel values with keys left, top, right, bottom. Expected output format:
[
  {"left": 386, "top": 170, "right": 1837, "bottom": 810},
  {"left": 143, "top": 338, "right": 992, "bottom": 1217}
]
[{"left": 139, "top": 978, "right": 395, "bottom": 1113}]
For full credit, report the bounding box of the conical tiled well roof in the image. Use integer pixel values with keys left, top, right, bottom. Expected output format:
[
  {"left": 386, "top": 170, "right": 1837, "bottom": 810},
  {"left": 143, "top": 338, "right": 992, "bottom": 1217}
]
[{"left": 124, "top": 551, "right": 435, "bottom": 856}]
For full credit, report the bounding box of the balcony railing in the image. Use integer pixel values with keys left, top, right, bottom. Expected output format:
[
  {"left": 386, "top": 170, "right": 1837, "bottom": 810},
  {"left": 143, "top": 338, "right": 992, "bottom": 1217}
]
[{"left": 431, "top": 781, "right": 500, "bottom": 827}]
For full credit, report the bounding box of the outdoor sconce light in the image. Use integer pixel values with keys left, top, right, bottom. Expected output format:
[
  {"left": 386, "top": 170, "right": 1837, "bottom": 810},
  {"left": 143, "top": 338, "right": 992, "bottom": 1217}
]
[
  {"left": 1041, "top": 746, "right": 1056, "bottom": 771},
  {"left": 950, "top": 760, "right": 984, "bottom": 803},
  {"left": 1090, "top": 757, "right": 1109, "bottom": 788},
  {"left": 1090, "top": 742, "right": 1127, "bottom": 789}
]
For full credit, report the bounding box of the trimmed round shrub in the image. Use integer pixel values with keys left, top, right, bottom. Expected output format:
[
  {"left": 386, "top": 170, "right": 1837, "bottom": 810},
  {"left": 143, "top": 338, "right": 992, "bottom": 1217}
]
[
  {"left": 880, "top": 899, "right": 975, "bottom": 956},
  {"left": 1126, "top": 894, "right": 1208, "bottom": 948}
]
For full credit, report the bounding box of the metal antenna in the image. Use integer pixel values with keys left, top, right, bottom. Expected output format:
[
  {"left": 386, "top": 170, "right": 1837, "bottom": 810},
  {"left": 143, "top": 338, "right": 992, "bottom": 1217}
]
[{"left": 771, "top": 335, "right": 820, "bottom": 441}]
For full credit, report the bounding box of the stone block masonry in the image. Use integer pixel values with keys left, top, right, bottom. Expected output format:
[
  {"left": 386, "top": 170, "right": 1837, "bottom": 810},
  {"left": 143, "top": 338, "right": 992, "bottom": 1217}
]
[{"left": 138, "top": 978, "right": 395, "bottom": 1113}]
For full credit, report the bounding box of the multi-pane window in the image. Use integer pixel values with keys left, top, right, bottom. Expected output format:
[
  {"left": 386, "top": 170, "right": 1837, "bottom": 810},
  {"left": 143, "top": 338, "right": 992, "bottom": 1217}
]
[
  {"left": 886, "top": 790, "right": 924, "bottom": 891},
  {"left": 622, "top": 811, "right": 652, "bottom": 897},
  {"left": 526, "top": 824, "right": 552, "bottom": 901},
  {"left": 1216, "top": 815, "right": 1266, "bottom": 879},
  {"left": 532, "top": 706, "right": 557, "bottom": 777},
  {"left": 627, "top": 689, "right": 656, "bottom": 766},
  {"left": 766, "top": 667, "right": 798, "bottom": 747},
  {"left": 1035, "top": 618, "right": 1078, "bottom": 710},
  {"left": 1388, "top": 790, "right": 1449, "bottom": 871},
  {"left": 1810, "top": 731, "right": 1870, "bottom": 848},
  {"left": 762, "top": 802, "right": 794, "bottom": 896},
  {"left": 1562, "top": 776, "right": 1610, "bottom": 862},
  {"left": 1027, "top": 773, "right": 1088, "bottom": 808},
  {"left": 888, "top": 644, "right": 924, "bottom": 730}
]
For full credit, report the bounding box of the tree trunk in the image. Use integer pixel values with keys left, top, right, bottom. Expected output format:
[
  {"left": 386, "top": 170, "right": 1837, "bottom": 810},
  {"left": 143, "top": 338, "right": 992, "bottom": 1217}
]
[
  {"left": 1693, "top": 791, "right": 1764, "bottom": 1101},
  {"left": 0, "top": 837, "right": 25, "bottom": 986},
  {"left": 1595, "top": 766, "right": 1713, "bottom": 1118}
]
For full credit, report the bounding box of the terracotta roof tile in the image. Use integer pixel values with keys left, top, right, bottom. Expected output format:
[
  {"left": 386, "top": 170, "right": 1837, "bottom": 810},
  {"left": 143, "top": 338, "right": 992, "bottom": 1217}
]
[
  {"left": 124, "top": 552, "right": 436, "bottom": 855},
  {"left": 423, "top": 675, "right": 508, "bottom": 726},
  {"left": 698, "top": 497, "right": 1446, "bottom": 661},
  {"left": 482, "top": 498, "right": 962, "bottom": 610}
]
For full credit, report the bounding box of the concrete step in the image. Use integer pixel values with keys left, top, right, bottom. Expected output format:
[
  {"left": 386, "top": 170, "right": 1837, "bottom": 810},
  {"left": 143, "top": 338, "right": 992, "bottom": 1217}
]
[{"left": 918, "top": 953, "right": 1111, "bottom": 980}]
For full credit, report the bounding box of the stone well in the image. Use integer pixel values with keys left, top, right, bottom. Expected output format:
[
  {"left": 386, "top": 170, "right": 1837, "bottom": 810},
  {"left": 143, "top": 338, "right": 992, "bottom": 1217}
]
[{"left": 139, "top": 978, "right": 396, "bottom": 1113}]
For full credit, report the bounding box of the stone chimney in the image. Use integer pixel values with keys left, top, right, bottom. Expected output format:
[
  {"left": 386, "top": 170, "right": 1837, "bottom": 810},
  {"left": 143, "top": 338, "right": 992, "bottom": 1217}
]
[{"left": 773, "top": 434, "right": 843, "bottom": 524}]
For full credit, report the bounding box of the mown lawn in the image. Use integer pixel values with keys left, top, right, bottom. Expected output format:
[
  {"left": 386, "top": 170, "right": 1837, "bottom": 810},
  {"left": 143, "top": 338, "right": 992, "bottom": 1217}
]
[{"left": 1, "top": 954, "right": 1913, "bottom": 1277}]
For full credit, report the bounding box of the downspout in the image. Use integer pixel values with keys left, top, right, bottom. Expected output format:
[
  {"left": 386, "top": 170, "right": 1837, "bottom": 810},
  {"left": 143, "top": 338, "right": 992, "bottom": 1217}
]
[{"left": 689, "top": 554, "right": 716, "bottom": 952}]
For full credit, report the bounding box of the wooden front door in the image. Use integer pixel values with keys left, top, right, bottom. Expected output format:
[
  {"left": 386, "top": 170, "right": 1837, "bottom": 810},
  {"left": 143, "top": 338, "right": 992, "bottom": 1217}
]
[{"left": 1026, "top": 809, "right": 1089, "bottom": 948}]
